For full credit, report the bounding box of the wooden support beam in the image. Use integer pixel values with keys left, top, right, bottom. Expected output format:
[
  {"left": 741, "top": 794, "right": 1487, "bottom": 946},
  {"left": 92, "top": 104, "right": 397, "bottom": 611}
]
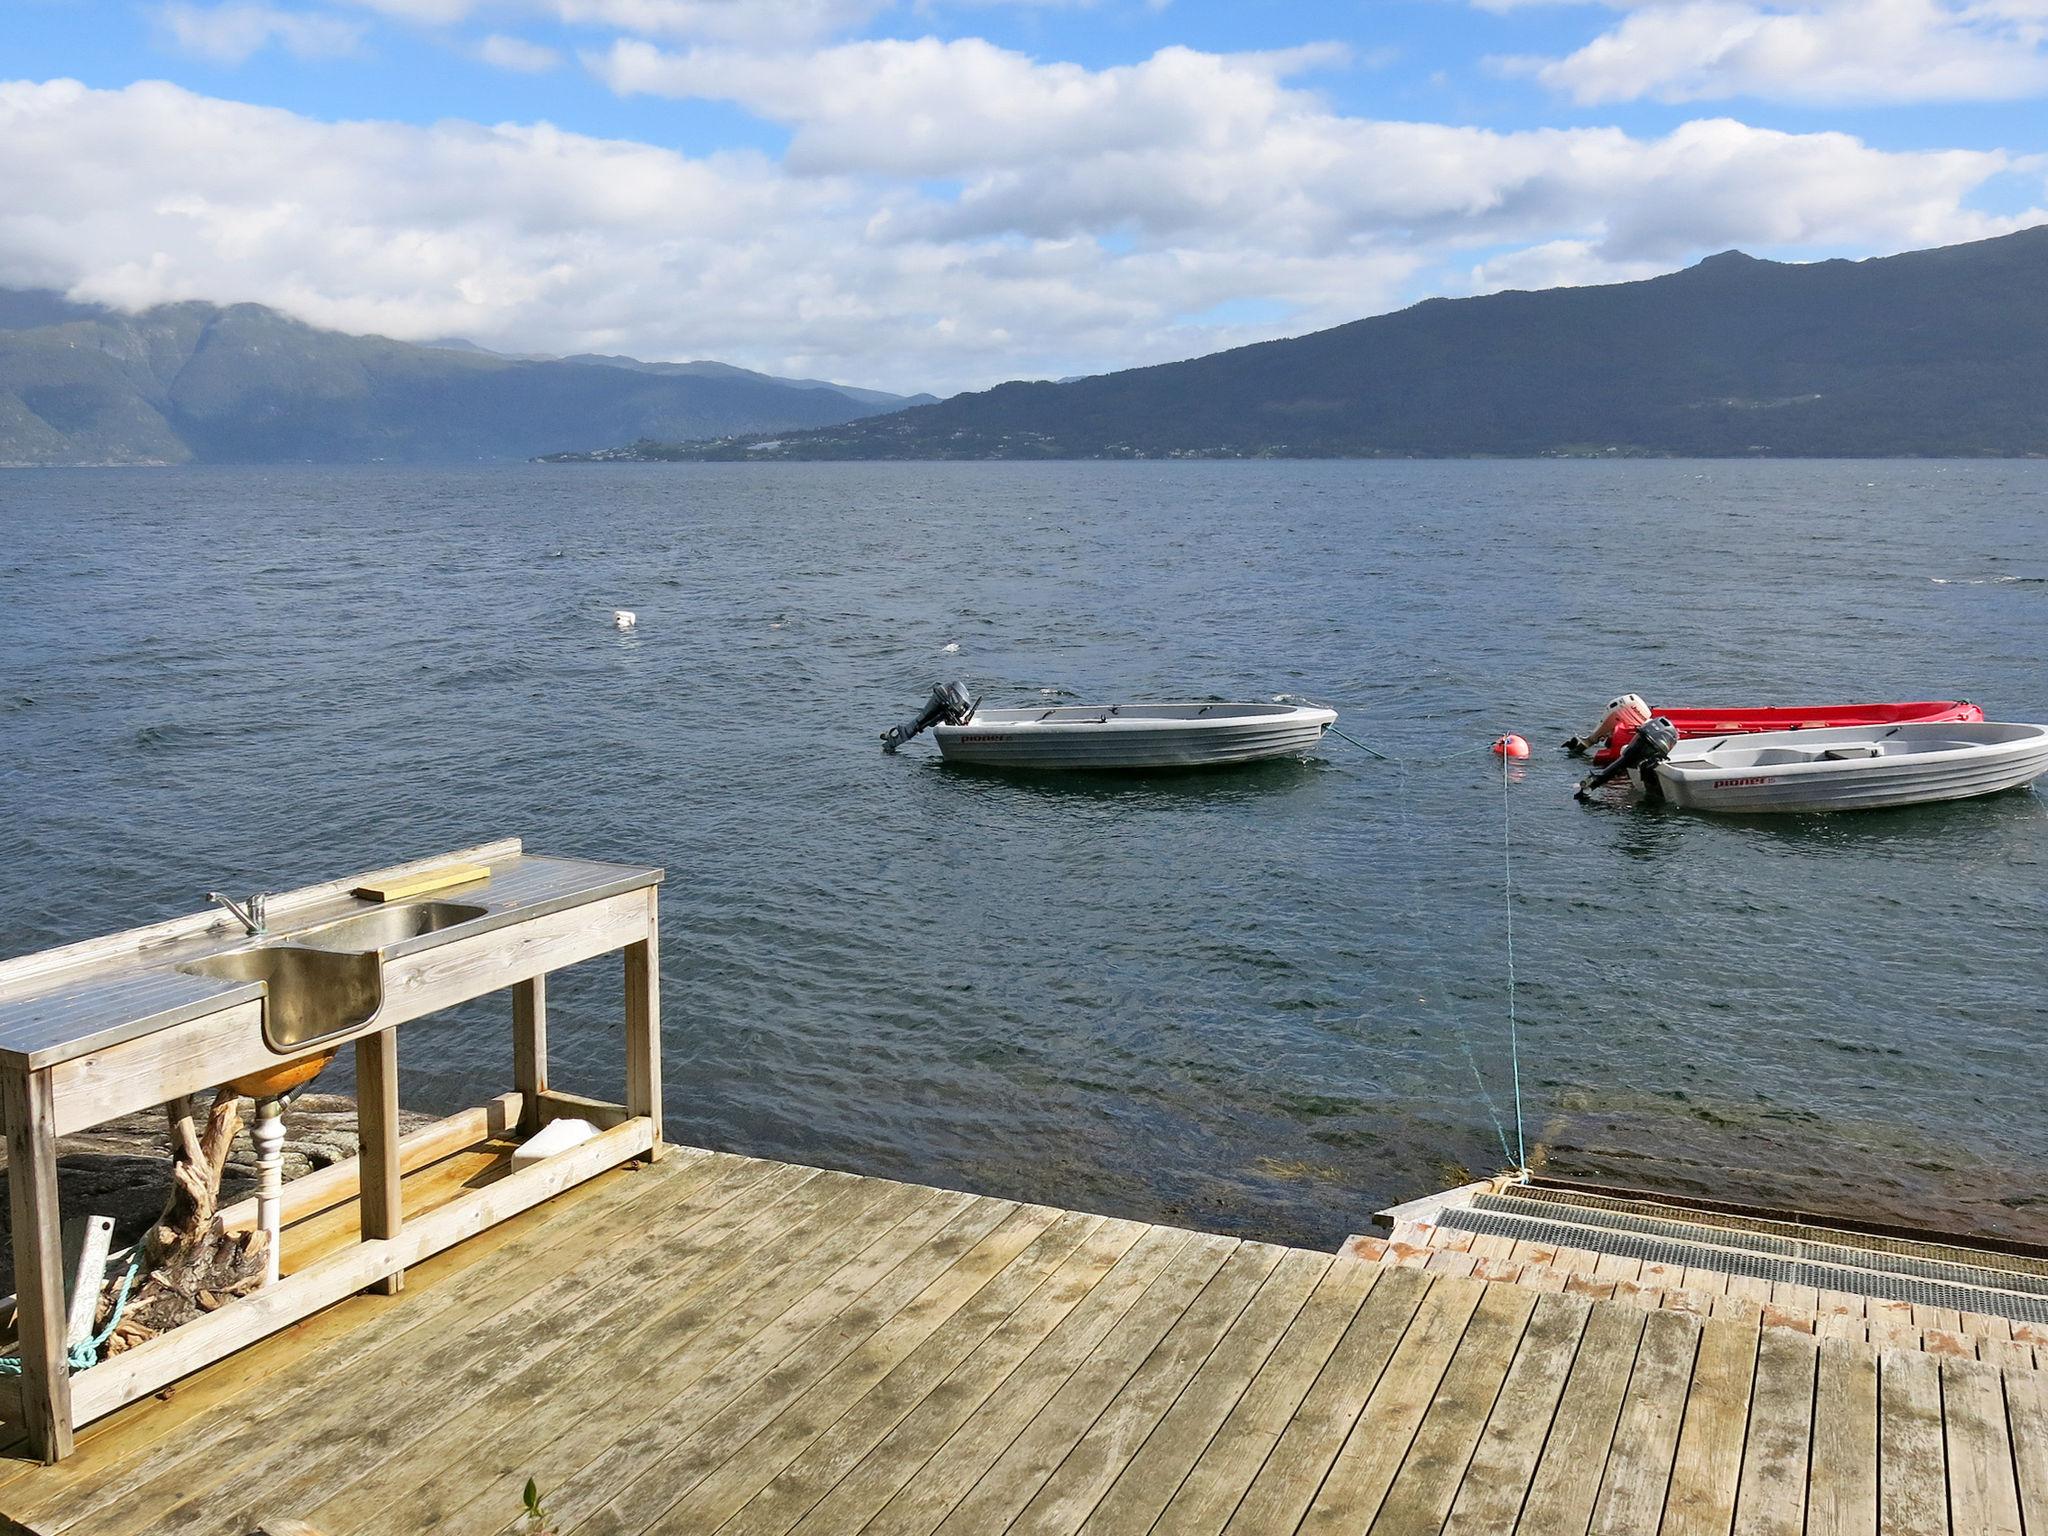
[
  {"left": 513, "top": 976, "right": 547, "bottom": 1138},
  {"left": 2, "top": 1065, "right": 73, "bottom": 1461},
  {"left": 355, "top": 1030, "right": 402, "bottom": 1296},
  {"left": 533, "top": 1089, "right": 634, "bottom": 1131},
  {"left": 624, "top": 900, "right": 662, "bottom": 1161}
]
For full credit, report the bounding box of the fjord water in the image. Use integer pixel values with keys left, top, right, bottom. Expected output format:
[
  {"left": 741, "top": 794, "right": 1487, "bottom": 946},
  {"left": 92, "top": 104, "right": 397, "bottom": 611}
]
[{"left": 3, "top": 461, "right": 2043, "bottom": 1249}]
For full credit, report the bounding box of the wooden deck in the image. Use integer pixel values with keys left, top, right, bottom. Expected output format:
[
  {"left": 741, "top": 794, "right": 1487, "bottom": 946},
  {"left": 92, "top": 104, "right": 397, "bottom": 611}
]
[{"left": 7, "top": 1144, "right": 2048, "bottom": 1535}]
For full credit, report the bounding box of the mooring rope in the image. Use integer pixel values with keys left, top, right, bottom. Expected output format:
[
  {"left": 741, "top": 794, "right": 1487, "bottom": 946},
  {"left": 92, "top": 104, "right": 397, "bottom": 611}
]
[
  {"left": 0, "top": 1246, "right": 144, "bottom": 1376},
  {"left": 1323, "top": 718, "right": 1528, "bottom": 1173}
]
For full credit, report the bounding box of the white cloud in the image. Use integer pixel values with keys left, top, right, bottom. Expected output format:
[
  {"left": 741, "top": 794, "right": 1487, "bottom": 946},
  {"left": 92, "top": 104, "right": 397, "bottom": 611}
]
[
  {"left": 479, "top": 32, "right": 562, "bottom": 70},
  {"left": 1496, "top": 0, "right": 2048, "bottom": 104},
  {"left": 156, "top": 3, "right": 368, "bottom": 63},
  {"left": 0, "top": 68, "right": 2038, "bottom": 394}
]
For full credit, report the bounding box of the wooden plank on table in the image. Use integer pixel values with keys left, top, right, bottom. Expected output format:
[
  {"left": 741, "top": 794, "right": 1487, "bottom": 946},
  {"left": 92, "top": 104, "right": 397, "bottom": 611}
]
[
  {"left": 1942, "top": 1355, "right": 2023, "bottom": 1536},
  {"left": 78, "top": 1151, "right": 804, "bottom": 1536},
  {"left": 1076, "top": 1249, "right": 1328, "bottom": 1536},
  {"left": 1297, "top": 1272, "right": 1493, "bottom": 1535},
  {"left": 0, "top": 1156, "right": 702, "bottom": 1533},
  {"left": 511, "top": 1185, "right": 1005, "bottom": 1536},
  {"left": 784, "top": 1223, "right": 1189, "bottom": 1536},
  {"left": 1878, "top": 1348, "right": 1949, "bottom": 1536},
  {"left": 625, "top": 1202, "right": 1081, "bottom": 1536},
  {"left": 2006, "top": 1363, "right": 2048, "bottom": 1535},
  {"left": 1732, "top": 1326, "right": 1817, "bottom": 1536},
  {"left": 1512, "top": 1301, "right": 1648, "bottom": 1536},
  {"left": 1219, "top": 1263, "right": 1432, "bottom": 1536},
  {"left": 299, "top": 1172, "right": 934, "bottom": 1536},
  {"left": 1663, "top": 1316, "right": 1761, "bottom": 1536},
  {"left": 1807, "top": 1336, "right": 1878, "bottom": 1536},
  {"left": 351, "top": 862, "right": 491, "bottom": 902},
  {"left": 962, "top": 1241, "right": 1286, "bottom": 1536},
  {"left": 1148, "top": 1256, "right": 1382, "bottom": 1536},
  {"left": 881, "top": 1232, "right": 1239, "bottom": 1536},
  {"left": 1360, "top": 1280, "right": 1539, "bottom": 1536},
  {"left": 1441, "top": 1292, "right": 1593, "bottom": 1536},
  {"left": 1588, "top": 1306, "right": 1702, "bottom": 1536},
  {"left": 722, "top": 1215, "right": 1149, "bottom": 1536}
]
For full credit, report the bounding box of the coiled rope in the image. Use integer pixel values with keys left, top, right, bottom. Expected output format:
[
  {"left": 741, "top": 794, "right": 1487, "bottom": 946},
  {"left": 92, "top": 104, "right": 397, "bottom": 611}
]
[{"left": 0, "top": 1246, "right": 143, "bottom": 1376}]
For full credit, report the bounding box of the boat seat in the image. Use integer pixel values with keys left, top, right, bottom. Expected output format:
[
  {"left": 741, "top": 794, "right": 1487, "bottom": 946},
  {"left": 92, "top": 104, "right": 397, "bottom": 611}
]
[
  {"left": 1821, "top": 745, "right": 1883, "bottom": 760},
  {"left": 1750, "top": 747, "right": 1819, "bottom": 765}
]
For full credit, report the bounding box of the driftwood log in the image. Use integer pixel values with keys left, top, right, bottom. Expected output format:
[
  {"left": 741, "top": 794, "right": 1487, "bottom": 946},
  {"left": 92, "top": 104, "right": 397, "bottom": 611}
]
[{"left": 104, "top": 1086, "right": 268, "bottom": 1353}]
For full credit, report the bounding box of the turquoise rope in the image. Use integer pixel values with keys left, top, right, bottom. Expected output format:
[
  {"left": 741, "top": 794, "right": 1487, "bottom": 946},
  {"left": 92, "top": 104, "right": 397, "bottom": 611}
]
[{"left": 0, "top": 1245, "right": 144, "bottom": 1375}]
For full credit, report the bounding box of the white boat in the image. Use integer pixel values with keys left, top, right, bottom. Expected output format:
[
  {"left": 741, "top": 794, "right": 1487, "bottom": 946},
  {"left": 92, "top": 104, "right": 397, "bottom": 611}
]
[
  {"left": 1635, "top": 720, "right": 2048, "bottom": 813},
  {"left": 880, "top": 684, "right": 1336, "bottom": 769}
]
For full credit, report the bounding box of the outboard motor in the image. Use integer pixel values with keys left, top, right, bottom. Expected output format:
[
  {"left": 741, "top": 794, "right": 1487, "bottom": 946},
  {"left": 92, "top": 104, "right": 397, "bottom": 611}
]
[
  {"left": 1574, "top": 714, "right": 1679, "bottom": 801},
  {"left": 881, "top": 681, "right": 977, "bottom": 752},
  {"left": 1563, "top": 692, "right": 1650, "bottom": 756}
]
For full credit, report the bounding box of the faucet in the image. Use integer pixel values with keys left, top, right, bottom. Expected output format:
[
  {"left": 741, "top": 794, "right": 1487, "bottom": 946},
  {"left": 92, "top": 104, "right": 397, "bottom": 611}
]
[{"left": 207, "top": 891, "right": 268, "bottom": 936}]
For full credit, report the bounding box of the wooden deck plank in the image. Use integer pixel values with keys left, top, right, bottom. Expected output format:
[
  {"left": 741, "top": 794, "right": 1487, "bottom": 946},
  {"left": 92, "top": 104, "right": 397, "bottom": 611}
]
[
  {"left": 302, "top": 1173, "right": 949, "bottom": 1536},
  {"left": 1588, "top": 1307, "right": 1702, "bottom": 1536},
  {"left": 958, "top": 1240, "right": 1285, "bottom": 1536},
  {"left": 35, "top": 1151, "right": 763, "bottom": 1536},
  {"left": 542, "top": 1190, "right": 1018, "bottom": 1536},
  {"left": 1732, "top": 1328, "right": 1817, "bottom": 1536},
  {"left": 874, "top": 1232, "right": 1238, "bottom": 1536},
  {"left": 2005, "top": 1364, "right": 2048, "bottom": 1534},
  {"left": 778, "top": 1223, "right": 1186, "bottom": 1536},
  {"left": 1878, "top": 1349, "right": 1950, "bottom": 1536},
  {"left": 1298, "top": 1271, "right": 1492, "bottom": 1535},
  {"left": 1662, "top": 1316, "right": 1761, "bottom": 1536},
  {"left": 1440, "top": 1292, "right": 1593, "bottom": 1536},
  {"left": 1147, "top": 1256, "right": 1382, "bottom": 1536},
  {"left": 1807, "top": 1336, "right": 1879, "bottom": 1536},
  {"left": 1074, "top": 1249, "right": 1328, "bottom": 1536},
  {"left": 0, "top": 1155, "right": 692, "bottom": 1532},
  {"left": 1941, "top": 1356, "right": 2022, "bottom": 1536},
  {"left": 172, "top": 1160, "right": 872, "bottom": 1536},
  {"left": 717, "top": 1214, "right": 1147, "bottom": 1536},
  {"left": 1218, "top": 1263, "right": 1432, "bottom": 1536},
  {"left": 1514, "top": 1302, "right": 1649, "bottom": 1536},
  {"left": 1359, "top": 1279, "right": 1538, "bottom": 1536},
  {"left": 596, "top": 1202, "right": 1077, "bottom": 1536}
]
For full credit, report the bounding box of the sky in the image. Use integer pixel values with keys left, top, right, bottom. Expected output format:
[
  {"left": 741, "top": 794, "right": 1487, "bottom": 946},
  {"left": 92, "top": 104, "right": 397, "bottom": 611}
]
[{"left": 5, "top": 0, "right": 2047, "bottom": 395}]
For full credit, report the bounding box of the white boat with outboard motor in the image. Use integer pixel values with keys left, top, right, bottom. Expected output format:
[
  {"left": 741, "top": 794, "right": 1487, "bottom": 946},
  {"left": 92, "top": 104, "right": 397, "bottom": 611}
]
[
  {"left": 1577, "top": 717, "right": 2048, "bottom": 813},
  {"left": 880, "top": 682, "right": 1337, "bottom": 769}
]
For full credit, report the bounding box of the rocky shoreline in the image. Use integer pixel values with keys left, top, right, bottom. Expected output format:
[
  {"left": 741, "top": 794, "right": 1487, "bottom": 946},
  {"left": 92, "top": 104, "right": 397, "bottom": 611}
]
[{"left": 0, "top": 1092, "right": 431, "bottom": 1273}]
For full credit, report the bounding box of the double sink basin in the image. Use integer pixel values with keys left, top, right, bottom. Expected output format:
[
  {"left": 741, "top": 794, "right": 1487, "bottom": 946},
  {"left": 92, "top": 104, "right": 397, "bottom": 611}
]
[{"left": 178, "top": 900, "right": 488, "bottom": 1053}]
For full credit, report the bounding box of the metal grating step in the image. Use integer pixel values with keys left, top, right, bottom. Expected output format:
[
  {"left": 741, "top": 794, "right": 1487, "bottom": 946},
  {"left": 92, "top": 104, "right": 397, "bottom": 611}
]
[
  {"left": 1510, "top": 1184, "right": 2048, "bottom": 1281},
  {"left": 1469, "top": 1193, "right": 2048, "bottom": 1301},
  {"left": 1438, "top": 1207, "right": 2048, "bottom": 1325}
]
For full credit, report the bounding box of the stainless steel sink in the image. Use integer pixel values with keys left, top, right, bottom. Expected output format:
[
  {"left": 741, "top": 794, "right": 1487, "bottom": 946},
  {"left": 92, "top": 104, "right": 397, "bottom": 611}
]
[
  {"left": 290, "top": 900, "right": 489, "bottom": 954},
  {"left": 180, "top": 945, "right": 385, "bottom": 1052},
  {"left": 177, "top": 900, "right": 491, "bottom": 1051}
]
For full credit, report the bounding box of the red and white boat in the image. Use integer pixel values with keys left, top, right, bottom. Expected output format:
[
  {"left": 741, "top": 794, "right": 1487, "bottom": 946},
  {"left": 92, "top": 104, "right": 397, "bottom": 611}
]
[{"left": 1574, "top": 696, "right": 1984, "bottom": 766}]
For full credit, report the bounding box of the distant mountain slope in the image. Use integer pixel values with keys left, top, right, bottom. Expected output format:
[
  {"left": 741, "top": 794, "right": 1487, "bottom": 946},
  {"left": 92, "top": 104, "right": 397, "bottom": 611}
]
[
  {"left": 0, "top": 293, "right": 925, "bottom": 465},
  {"left": 667, "top": 227, "right": 2048, "bottom": 460}
]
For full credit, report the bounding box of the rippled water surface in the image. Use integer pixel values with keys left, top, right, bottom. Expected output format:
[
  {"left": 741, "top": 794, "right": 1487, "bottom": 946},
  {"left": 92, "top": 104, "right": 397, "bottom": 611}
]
[{"left": 3, "top": 461, "right": 2044, "bottom": 1249}]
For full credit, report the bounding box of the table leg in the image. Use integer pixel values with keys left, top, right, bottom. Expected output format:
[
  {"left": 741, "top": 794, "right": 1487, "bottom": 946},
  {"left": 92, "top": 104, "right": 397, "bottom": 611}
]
[
  {"left": 625, "top": 918, "right": 661, "bottom": 1161},
  {"left": 356, "top": 1029, "right": 403, "bottom": 1295},
  {"left": 513, "top": 975, "right": 547, "bottom": 1137},
  {"left": 3, "top": 1066, "right": 73, "bottom": 1460}
]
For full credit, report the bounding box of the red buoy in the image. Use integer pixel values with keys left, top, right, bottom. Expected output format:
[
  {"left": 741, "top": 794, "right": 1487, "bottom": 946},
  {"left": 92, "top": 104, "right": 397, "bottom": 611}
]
[{"left": 1492, "top": 733, "right": 1530, "bottom": 760}]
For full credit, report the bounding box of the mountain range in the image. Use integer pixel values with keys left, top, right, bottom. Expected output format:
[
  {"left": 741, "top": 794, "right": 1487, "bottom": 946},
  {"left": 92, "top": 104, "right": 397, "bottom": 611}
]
[
  {"left": 0, "top": 291, "right": 932, "bottom": 466},
  {"left": 636, "top": 226, "right": 2048, "bottom": 460}
]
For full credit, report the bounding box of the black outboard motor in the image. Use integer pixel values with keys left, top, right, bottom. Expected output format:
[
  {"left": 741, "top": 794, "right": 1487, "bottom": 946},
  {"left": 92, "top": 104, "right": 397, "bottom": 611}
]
[
  {"left": 1574, "top": 714, "right": 1680, "bottom": 802},
  {"left": 881, "top": 680, "right": 977, "bottom": 752}
]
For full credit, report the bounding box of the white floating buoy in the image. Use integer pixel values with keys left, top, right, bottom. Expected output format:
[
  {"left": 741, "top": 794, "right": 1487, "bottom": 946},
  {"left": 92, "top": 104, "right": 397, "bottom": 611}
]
[
  {"left": 612, "top": 609, "right": 637, "bottom": 630},
  {"left": 942, "top": 641, "right": 960, "bottom": 654}
]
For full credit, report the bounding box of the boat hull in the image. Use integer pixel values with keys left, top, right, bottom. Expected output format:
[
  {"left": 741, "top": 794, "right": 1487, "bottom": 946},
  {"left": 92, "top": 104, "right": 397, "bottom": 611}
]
[
  {"left": 933, "top": 703, "right": 1336, "bottom": 770},
  {"left": 1642, "top": 721, "right": 2048, "bottom": 814},
  {"left": 1594, "top": 699, "right": 1981, "bottom": 766}
]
